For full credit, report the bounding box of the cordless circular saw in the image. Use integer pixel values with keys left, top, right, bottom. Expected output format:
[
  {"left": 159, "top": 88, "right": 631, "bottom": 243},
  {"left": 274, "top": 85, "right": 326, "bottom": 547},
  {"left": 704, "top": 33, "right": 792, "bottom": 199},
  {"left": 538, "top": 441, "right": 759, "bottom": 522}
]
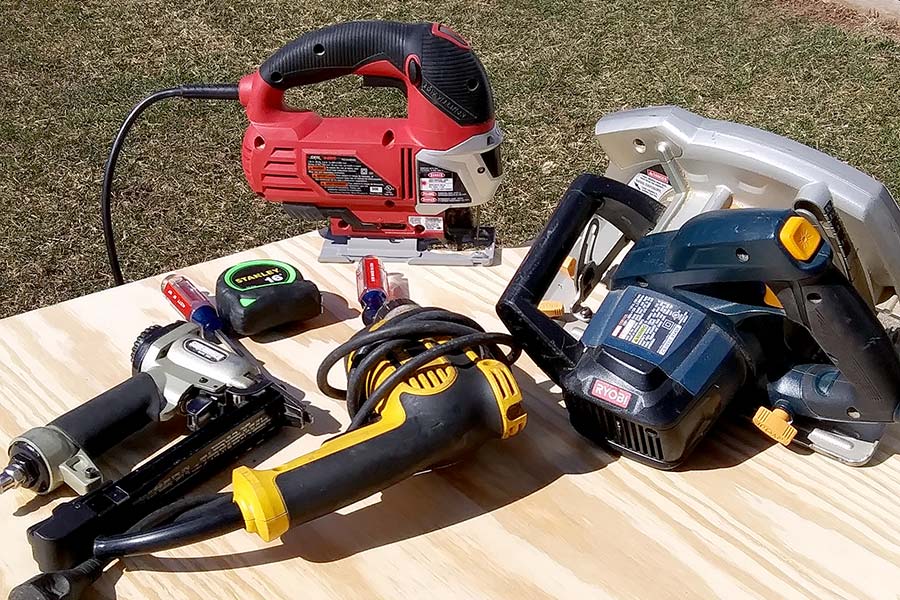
[{"left": 499, "top": 174, "right": 900, "bottom": 468}]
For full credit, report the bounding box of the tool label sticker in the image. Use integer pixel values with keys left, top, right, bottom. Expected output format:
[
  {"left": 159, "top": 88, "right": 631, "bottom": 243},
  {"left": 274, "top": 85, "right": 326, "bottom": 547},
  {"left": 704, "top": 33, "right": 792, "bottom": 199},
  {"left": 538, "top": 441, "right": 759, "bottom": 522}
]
[
  {"left": 590, "top": 379, "right": 633, "bottom": 408},
  {"left": 417, "top": 160, "right": 472, "bottom": 204},
  {"left": 420, "top": 177, "right": 454, "bottom": 192},
  {"left": 408, "top": 216, "right": 444, "bottom": 231},
  {"left": 184, "top": 339, "right": 228, "bottom": 362},
  {"left": 627, "top": 165, "right": 674, "bottom": 202},
  {"left": 612, "top": 292, "right": 690, "bottom": 356},
  {"left": 225, "top": 261, "right": 296, "bottom": 291},
  {"left": 307, "top": 155, "right": 396, "bottom": 197}
]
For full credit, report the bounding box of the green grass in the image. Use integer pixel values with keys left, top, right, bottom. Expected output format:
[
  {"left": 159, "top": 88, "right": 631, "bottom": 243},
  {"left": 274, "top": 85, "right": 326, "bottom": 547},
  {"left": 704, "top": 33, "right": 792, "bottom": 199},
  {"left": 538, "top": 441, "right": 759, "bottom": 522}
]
[{"left": 1, "top": 0, "right": 899, "bottom": 318}]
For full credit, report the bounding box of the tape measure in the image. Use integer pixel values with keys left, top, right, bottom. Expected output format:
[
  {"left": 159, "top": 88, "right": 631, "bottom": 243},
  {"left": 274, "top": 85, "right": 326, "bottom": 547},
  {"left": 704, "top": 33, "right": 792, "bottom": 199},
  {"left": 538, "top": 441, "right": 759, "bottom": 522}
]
[{"left": 215, "top": 259, "right": 322, "bottom": 336}]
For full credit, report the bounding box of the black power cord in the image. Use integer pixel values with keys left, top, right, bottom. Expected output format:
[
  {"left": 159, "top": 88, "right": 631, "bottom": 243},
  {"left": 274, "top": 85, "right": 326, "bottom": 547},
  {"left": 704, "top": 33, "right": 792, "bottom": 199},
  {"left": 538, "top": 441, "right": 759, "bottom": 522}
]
[
  {"left": 101, "top": 84, "right": 240, "bottom": 286},
  {"left": 316, "top": 305, "right": 520, "bottom": 431},
  {"left": 10, "top": 494, "right": 233, "bottom": 600}
]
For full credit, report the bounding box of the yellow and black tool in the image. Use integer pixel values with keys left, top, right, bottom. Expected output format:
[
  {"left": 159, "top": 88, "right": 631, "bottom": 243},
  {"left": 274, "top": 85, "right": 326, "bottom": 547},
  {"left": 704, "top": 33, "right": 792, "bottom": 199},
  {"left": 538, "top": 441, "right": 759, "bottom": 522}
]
[
  {"left": 231, "top": 301, "right": 527, "bottom": 542},
  {"left": 13, "top": 302, "right": 526, "bottom": 600}
]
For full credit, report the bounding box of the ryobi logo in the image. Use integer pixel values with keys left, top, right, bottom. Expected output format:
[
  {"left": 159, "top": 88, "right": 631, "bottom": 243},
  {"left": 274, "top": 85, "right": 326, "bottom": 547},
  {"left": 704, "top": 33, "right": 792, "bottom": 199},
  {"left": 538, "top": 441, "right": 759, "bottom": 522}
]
[{"left": 590, "top": 379, "right": 632, "bottom": 408}]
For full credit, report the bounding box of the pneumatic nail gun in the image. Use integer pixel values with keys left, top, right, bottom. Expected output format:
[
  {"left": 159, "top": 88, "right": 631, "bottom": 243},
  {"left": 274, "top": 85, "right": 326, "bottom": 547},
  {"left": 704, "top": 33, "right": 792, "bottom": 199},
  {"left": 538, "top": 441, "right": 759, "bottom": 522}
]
[{"left": 2, "top": 321, "right": 309, "bottom": 571}]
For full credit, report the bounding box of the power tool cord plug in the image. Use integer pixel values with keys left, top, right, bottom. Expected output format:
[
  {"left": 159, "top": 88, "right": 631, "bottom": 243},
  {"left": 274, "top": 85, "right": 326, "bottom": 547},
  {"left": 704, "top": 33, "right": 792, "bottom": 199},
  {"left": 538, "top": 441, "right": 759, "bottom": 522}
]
[
  {"left": 10, "top": 493, "right": 233, "bottom": 600},
  {"left": 101, "top": 84, "right": 240, "bottom": 286},
  {"left": 316, "top": 306, "right": 521, "bottom": 431}
]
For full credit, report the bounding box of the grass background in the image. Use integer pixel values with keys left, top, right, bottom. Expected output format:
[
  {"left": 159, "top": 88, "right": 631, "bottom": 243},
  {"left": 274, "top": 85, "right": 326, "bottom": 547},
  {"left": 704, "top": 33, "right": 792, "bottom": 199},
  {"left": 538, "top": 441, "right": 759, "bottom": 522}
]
[{"left": 1, "top": 0, "right": 898, "bottom": 319}]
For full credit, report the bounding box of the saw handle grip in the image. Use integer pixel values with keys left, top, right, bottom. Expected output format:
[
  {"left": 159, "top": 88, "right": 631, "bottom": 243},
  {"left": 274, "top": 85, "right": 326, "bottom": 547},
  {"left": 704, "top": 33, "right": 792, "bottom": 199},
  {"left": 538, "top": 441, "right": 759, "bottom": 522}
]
[
  {"left": 49, "top": 373, "right": 165, "bottom": 457},
  {"left": 775, "top": 268, "right": 900, "bottom": 422},
  {"left": 258, "top": 21, "right": 493, "bottom": 125},
  {"left": 497, "top": 174, "right": 664, "bottom": 385}
]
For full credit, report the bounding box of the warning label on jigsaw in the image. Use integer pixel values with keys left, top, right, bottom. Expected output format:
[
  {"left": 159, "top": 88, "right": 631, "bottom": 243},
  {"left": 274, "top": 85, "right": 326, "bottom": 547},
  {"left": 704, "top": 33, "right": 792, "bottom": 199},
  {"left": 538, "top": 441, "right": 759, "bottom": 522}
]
[
  {"left": 307, "top": 155, "right": 396, "bottom": 197},
  {"left": 418, "top": 161, "right": 471, "bottom": 204},
  {"left": 408, "top": 216, "right": 444, "bottom": 232},
  {"left": 612, "top": 293, "right": 690, "bottom": 355}
]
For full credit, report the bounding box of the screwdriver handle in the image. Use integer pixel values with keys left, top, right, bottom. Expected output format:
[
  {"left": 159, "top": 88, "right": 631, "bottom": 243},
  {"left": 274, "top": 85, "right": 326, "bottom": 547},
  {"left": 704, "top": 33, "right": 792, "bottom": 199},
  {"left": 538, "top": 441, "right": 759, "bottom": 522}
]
[{"left": 161, "top": 274, "right": 222, "bottom": 332}]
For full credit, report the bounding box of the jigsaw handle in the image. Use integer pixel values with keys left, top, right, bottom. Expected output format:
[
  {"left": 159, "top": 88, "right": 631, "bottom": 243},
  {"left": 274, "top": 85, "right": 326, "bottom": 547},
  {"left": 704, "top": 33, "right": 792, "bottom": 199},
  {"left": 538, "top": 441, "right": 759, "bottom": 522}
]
[
  {"left": 497, "top": 174, "right": 664, "bottom": 385},
  {"left": 258, "top": 21, "right": 494, "bottom": 126}
]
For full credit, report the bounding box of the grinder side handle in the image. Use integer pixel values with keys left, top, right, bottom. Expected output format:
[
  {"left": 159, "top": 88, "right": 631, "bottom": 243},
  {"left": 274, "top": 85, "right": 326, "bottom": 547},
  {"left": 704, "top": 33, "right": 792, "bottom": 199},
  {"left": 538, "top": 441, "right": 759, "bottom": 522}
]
[
  {"left": 496, "top": 174, "right": 664, "bottom": 385},
  {"left": 258, "top": 21, "right": 493, "bottom": 126}
]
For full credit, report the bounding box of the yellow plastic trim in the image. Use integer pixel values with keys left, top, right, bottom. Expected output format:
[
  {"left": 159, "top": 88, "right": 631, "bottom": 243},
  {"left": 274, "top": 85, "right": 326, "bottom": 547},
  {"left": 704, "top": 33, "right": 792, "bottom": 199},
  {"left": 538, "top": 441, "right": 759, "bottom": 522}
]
[
  {"left": 752, "top": 406, "right": 797, "bottom": 446},
  {"left": 763, "top": 286, "right": 783, "bottom": 309},
  {"left": 232, "top": 343, "right": 458, "bottom": 542},
  {"left": 232, "top": 466, "right": 289, "bottom": 542},
  {"left": 477, "top": 359, "right": 527, "bottom": 439},
  {"left": 779, "top": 216, "right": 822, "bottom": 261}
]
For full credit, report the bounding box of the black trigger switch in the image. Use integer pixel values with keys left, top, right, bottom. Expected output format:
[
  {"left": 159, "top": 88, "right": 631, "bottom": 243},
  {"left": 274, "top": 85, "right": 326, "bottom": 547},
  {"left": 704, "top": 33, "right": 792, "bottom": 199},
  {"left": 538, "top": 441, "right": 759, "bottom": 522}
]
[{"left": 407, "top": 59, "right": 421, "bottom": 86}]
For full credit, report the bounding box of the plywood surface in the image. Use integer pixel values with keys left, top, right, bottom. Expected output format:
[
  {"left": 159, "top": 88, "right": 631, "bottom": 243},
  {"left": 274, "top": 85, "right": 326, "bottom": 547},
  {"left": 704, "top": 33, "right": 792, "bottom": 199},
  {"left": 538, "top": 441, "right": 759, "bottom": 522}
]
[{"left": 0, "top": 233, "right": 898, "bottom": 599}]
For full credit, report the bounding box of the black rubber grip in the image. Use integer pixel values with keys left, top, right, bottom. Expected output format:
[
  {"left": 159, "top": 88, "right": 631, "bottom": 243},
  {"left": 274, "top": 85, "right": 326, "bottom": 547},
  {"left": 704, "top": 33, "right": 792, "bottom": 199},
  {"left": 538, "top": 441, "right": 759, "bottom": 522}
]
[
  {"left": 274, "top": 365, "right": 500, "bottom": 528},
  {"left": 49, "top": 373, "right": 164, "bottom": 457},
  {"left": 776, "top": 268, "right": 900, "bottom": 422},
  {"left": 260, "top": 21, "right": 493, "bottom": 125},
  {"left": 496, "top": 174, "right": 664, "bottom": 385}
]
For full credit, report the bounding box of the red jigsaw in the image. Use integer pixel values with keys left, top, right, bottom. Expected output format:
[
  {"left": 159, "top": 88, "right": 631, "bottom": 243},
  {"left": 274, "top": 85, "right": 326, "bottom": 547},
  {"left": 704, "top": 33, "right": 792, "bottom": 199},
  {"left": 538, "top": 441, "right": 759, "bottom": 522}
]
[{"left": 238, "top": 21, "right": 504, "bottom": 264}]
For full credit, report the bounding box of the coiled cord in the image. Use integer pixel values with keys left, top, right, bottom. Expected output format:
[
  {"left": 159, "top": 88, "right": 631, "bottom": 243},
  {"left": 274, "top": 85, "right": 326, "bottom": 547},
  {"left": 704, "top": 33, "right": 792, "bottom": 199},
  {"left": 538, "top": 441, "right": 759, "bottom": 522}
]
[{"left": 317, "top": 305, "right": 520, "bottom": 431}]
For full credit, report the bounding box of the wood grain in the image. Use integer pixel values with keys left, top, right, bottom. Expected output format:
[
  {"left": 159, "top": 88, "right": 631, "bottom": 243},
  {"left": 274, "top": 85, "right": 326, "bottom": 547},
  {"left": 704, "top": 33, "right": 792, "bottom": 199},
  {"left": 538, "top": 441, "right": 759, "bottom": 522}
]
[{"left": 0, "top": 233, "right": 898, "bottom": 600}]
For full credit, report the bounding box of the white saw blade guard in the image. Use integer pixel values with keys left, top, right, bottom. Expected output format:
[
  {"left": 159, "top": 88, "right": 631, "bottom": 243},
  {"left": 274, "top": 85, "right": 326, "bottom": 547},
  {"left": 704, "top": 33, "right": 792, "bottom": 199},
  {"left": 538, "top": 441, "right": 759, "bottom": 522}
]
[{"left": 580, "top": 105, "right": 900, "bottom": 306}]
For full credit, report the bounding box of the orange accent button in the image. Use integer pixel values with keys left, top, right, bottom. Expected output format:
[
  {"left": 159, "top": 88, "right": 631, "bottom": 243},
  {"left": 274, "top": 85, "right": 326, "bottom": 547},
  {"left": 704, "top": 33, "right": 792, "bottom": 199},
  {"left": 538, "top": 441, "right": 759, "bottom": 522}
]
[
  {"left": 538, "top": 300, "right": 565, "bottom": 318},
  {"left": 752, "top": 407, "right": 797, "bottom": 446},
  {"left": 763, "top": 285, "right": 783, "bottom": 309},
  {"left": 779, "top": 216, "right": 822, "bottom": 261},
  {"left": 562, "top": 256, "right": 577, "bottom": 279}
]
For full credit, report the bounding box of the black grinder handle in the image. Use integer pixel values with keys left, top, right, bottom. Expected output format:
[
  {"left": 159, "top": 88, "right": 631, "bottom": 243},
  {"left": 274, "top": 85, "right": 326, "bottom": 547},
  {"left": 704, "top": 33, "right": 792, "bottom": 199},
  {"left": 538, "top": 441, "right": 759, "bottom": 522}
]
[
  {"left": 259, "top": 21, "right": 493, "bottom": 125},
  {"left": 496, "top": 174, "right": 664, "bottom": 385},
  {"left": 49, "top": 373, "right": 164, "bottom": 457}
]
